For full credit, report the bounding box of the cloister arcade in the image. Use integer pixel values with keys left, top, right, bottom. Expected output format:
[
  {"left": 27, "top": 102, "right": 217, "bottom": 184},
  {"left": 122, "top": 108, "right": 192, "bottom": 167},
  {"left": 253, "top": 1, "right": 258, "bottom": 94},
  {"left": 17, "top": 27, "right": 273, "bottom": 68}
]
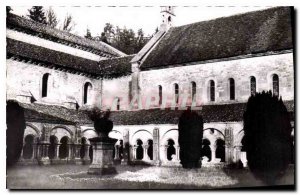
[{"left": 18, "top": 123, "right": 294, "bottom": 167}]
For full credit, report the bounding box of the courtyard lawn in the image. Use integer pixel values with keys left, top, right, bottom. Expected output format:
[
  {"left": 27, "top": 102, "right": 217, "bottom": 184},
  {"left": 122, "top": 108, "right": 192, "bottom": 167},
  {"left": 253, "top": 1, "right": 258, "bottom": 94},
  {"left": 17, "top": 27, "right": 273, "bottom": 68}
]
[{"left": 6, "top": 164, "right": 294, "bottom": 190}]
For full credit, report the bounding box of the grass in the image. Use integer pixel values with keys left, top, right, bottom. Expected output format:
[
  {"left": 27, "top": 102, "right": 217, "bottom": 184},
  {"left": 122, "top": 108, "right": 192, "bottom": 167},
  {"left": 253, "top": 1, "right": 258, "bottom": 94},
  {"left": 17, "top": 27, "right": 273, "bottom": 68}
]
[{"left": 6, "top": 164, "right": 295, "bottom": 190}]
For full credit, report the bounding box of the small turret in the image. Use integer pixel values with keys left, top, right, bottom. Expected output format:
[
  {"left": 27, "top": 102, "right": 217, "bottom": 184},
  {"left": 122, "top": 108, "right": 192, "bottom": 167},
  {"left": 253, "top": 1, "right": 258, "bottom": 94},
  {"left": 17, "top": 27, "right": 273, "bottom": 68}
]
[{"left": 160, "top": 6, "right": 175, "bottom": 31}]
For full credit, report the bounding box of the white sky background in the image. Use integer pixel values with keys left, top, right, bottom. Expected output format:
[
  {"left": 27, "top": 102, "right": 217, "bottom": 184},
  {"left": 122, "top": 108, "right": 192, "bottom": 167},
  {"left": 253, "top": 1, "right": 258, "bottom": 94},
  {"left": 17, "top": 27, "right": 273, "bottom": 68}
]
[{"left": 11, "top": 6, "right": 269, "bottom": 37}]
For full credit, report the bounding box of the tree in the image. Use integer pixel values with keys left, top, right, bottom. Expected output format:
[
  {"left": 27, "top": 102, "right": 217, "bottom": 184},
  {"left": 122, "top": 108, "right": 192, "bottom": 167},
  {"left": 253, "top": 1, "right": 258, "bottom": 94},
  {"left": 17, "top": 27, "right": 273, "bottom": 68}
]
[
  {"left": 27, "top": 6, "right": 47, "bottom": 24},
  {"left": 243, "top": 91, "right": 292, "bottom": 184},
  {"left": 62, "top": 13, "right": 75, "bottom": 32},
  {"left": 7, "top": 101, "right": 26, "bottom": 167},
  {"left": 84, "top": 27, "right": 93, "bottom": 39},
  {"left": 178, "top": 108, "right": 203, "bottom": 168},
  {"left": 6, "top": 6, "right": 12, "bottom": 15},
  {"left": 46, "top": 7, "right": 58, "bottom": 28}
]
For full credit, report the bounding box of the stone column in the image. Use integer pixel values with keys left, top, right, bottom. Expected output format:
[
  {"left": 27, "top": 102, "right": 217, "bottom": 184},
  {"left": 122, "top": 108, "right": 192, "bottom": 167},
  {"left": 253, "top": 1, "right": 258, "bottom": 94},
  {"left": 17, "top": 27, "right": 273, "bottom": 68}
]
[
  {"left": 210, "top": 144, "right": 216, "bottom": 163},
  {"left": 153, "top": 128, "right": 161, "bottom": 166},
  {"left": 175, "top": 145, "right": 180, "bottom": 161},
  {"left": 164, "top": 145, "right": 168, "bottom": 162},
  {"left": 67, "top": 144, "right": 74, "bottom": 163},
  {"left": 130, "top": 63, "right": 141, "bottom": 109},
  {"left": 133, "top": 146, "right": 137, "bottom": 160},
  {"left": 55, "top": 144, "right": 60, "bottom": 159},
  {"left": 31, "top": 143, "right": 37, "bottom": 161},
  {"left": 83, "top": 144, "right": 90, "bottom": 164},
  {"left": 225, "top": 127, "right": 233, "bottom": 165},
  {"left": 114, "top": 145, "right": 120, "bottom": 160},
  {"left": 143, "top": 145, "right": 149, "bottom": 161},
  {"left": 38, "top": 142, "right": 50, "bottom": 165},
  {"left": 234, "top": 145, "right": 242, "bottom": 164},
  {"left": 121, "top": 129, "right": 130, "bottom": 165},
  {"left": 74, "top": 144, "right": 82, "bottom": 165},
  {"left": 19, "top": 145, "right": 25, "bottom": 162}
]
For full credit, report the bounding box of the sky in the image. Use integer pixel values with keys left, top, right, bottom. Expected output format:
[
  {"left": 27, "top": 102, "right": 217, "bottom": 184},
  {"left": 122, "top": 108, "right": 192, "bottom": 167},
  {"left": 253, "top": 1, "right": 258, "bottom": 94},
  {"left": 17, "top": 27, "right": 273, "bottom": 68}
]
[{"left": 11, "top": 6, "right": 270, "bottom": 37}]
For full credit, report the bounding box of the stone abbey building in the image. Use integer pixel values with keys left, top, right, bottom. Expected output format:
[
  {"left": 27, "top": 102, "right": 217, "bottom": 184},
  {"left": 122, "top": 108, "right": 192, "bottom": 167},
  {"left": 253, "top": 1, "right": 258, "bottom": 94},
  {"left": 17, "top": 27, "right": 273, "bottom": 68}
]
[{"left": 6, "top": 7, "right": 294, "bottom": 167}]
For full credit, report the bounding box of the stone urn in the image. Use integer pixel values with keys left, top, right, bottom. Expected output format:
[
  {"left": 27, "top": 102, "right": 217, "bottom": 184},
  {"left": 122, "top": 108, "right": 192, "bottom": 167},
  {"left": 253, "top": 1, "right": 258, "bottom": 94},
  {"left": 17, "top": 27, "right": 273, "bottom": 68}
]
[{"left": 87, "top": 109, "right": 118, "bottom": 175}]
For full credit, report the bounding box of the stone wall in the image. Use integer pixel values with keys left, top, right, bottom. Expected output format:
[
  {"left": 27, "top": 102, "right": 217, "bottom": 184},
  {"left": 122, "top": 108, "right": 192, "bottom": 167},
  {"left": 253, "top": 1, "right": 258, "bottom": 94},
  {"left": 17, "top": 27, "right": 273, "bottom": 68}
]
[
  {"left": 102, "top": 76, "right": 131, "bottom": 111},
  {"left": 7, "top": 59, "right": 102, "bottom": 108},
  {"left": 138, "top": 52, "right": 294, "bottom": 108}
]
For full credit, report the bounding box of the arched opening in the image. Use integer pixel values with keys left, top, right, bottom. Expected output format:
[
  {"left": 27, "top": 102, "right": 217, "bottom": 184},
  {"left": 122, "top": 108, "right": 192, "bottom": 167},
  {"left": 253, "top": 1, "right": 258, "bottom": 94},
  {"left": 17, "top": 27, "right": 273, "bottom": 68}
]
[
  {"left": 272, "top": 74, "right": 279, "bottom": 96},
  {"left": 201, "top": 139, "right": 211, "bottom": 162},
  {"left": 42, "top": 73, "right": 50, "bottom": 97},
  {"left": 136, "top": 139, "right": 143, "bottom": 160},
  {"left": 23, "top": 135, "right": 34, "bottom": 159},
  {"left": 48, "top": 135, "right": 58, "bottom": 159},
  {"left": 116, "top": 98, "right": 120, "bottom": 110},
  {"left": 167, "top": 139, "right": 176, "bottom": 161},
  {"left": 209, "top": 80, "right": 215, "bottom": 102},
  {"left": 174, "top": 83, "right": 179, "bottom": 105},
  {"left": 147, "top": 140, "right": 153, "bottom": 160},
  {"left": 191, "top": 81, "right": 196, "bottom": 102},
  {"left": 229, "top": 78, "right": 235, "bottom": 100},
  {"left": 59, "top": 136, "right": 69, "bottom": 159},
  {"left": 83, "top": 82, "right": 92, "bottom": 104},
  {"left": 158, "top": 85, "right": 162, "bottom": 106},
  {"left": 215, "top": 139, "right": 225, "bottom": 162},
  {"left": 250, "top": 76, "right": 256, "bottom": 96},
  {"left": 80, "top": 137, "right": 87, "bottom": 159}
]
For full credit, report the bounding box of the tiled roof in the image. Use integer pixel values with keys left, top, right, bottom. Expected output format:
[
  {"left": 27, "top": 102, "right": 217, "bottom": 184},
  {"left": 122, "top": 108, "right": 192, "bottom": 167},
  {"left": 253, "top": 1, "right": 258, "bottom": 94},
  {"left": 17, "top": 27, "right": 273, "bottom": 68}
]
[
  {"left": 17, "top": 100, "right": 294, "bottom": 125},
  {"left": 7, "top": 13, "right": 125, "bottom": 57},
  {"left": 7, "top": 38, "right": 133, "bottom": 78},
  {"left": 141, "top": 7, "right": 293, "bottom": 69},
  {"left": 98, "top": 55, "right": 134, "bottom": 78}
]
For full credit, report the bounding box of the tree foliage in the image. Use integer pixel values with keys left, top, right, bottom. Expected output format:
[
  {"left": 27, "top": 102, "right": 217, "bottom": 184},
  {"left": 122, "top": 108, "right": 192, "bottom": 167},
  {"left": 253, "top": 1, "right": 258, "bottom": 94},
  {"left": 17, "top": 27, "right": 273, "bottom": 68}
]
[
  {"left": 84, "top": 28, "right": 93, "bottom": 39},
  {"left": 62, "top": 13, "right": 75, "bottom": 32},
  {"left": 243, "top": 91, "right": 292, "bottom": 184},
  {"left": 46, "top": 7, "right": 58, "bottom": 28},
  {"left": 7, "top": 6, "right": 12, "bottom": 15},
  {"left": 178, "top": 109, "right": 203, "bottom": 168},
  {"left": 27, "top": 6, "right": 47, "bottom": 24}
]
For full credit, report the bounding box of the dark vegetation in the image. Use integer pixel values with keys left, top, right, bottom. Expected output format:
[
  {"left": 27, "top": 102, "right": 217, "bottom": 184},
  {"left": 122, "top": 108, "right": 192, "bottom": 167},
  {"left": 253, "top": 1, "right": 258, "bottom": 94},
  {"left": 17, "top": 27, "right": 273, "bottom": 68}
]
[
  {"left": 6, "top": 100, "right": 26, "bottom": 167},
  {"left": 243, "top": 91, "right": 292, "bottom": 184},
  {"left": 178, "top": 109, "right": 203, "bottom": 168}
]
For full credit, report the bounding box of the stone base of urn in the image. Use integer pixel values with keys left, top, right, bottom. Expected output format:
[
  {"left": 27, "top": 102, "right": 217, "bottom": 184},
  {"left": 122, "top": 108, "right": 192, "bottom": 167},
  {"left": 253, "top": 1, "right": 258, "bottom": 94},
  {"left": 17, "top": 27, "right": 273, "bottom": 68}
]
[{"left": 88, "top": 137, "right": 118, "bottom": 175}]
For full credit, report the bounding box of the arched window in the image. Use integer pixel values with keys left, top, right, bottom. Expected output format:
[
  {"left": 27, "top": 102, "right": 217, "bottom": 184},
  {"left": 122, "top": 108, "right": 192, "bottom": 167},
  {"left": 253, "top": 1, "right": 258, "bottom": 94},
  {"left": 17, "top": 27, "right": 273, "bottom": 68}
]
[
  {"left": 229, "top": 78, "right": 235, "bottom": 100},
  {"left": 116, "top": 97, "right": 120, "bottom": 110},
  {"left": 59, "top": 136, "right": 69, "bottom": 159},
  {"left": 174, "top": 83, "right": 179, "bottom": 105},
  {"left": 215, "top": 139, "right": 225, "bottom": 162},
  {"left": 209, "top": 80, "right": 215, "bottom": 102},
  {"left": 191, "top": 82, "right": 196, "bottom": 102},
  {"left": 147, "top": 140, "right": 153, "bottom": 160},
  {"left": 83, "top": 82, "right": 92, "bottom": 104},
  {"left": 42, "top": 73, "right": 50, "bottom": 97},
  {"left": 202, "top": 139, "right": 211, "bottom": 162},
  {"left": 250, "top": 76, "right": 256, "bottom": 96},
  {"left": 273, "top": 74, "right": 279, "bottom": 96},
  {"left": 158, "top": 85, "right": 162, "bottom": 106}
]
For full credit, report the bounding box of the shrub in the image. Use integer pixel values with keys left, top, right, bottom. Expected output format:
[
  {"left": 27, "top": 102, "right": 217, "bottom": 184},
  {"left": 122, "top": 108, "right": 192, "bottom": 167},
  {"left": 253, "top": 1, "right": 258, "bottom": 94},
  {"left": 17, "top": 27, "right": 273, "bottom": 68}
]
[
  {"left": 178, "top": 108, "right": 203, "bottom": 168},
  {"left": 243, "top": 91, "right": 292, "bottom": 184}
]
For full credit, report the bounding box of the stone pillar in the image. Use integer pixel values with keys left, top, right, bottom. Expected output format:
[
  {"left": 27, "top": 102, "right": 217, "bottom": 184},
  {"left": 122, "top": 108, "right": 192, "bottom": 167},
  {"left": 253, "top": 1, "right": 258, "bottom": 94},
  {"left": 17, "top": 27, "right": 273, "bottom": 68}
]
[
  {"left": 153, "top": 128, "right": 161, "bottom": 166},
  {"left": 83, "top": 144, "right": 90, "bottom": 164},
  {"left": 38, "top": 142, "right": 50, "bottom": 165},
  {"left": 74, "top": 144, "right": 82, "bottom": 165},
  {"left": 163, "top": 145, "right": 168, "bottom": 162},
  {"left": 225, "top": 127, "right": 233, "bottom": 165},
  {"left": 67, "top": 144, "right": 74, "bottom": 163},
  {"left": 143, "top": 145, "right": 149, "bottom": 161},
  {"left": 121, "top": 129, "right": 130, "bottom": 165},
  {"left": 175, "top": 145, "right": 180, "bottom": 161},
  {"left": 19, "top": 145, "right": 24, "bottom": 162},
  {"left": 88, "top": 137, "right": 118, "bottom": 175},
  {"left": 210, "top": 144, "right": 216, "bottom": 163},
  {"left": 31, "top": 143, "right": 37, "bottom": 160},
  {"left": 234, "top": 145, "right": 242, "bottom": 164},
  {"left": 133, "top": 146, "right": 137, "bottom": 160},
  {"left": 114, "top": 145, "right": 120, "bottom": 160},
  {"left": 130, "top": 63, "right": 141, "bottom": 109},
  {"left": 55, "top": 144, "right": 60, "bottom": 159}
]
